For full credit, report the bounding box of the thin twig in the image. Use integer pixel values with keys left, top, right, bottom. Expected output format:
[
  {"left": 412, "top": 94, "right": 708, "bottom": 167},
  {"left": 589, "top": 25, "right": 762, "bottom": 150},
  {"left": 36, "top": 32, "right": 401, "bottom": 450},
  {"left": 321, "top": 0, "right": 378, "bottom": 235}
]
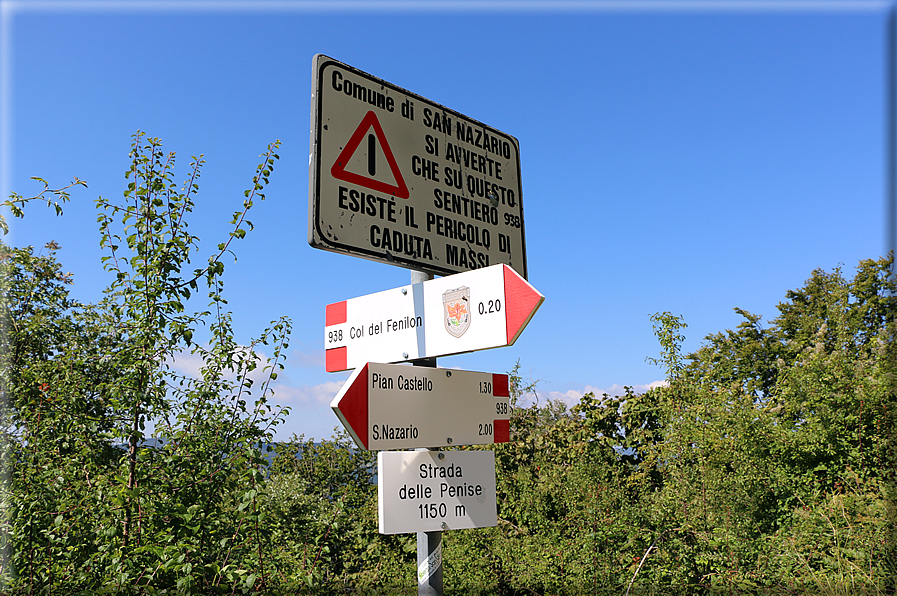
[{"left": 625, "top": 528, "right": 678, "bottom": 596}]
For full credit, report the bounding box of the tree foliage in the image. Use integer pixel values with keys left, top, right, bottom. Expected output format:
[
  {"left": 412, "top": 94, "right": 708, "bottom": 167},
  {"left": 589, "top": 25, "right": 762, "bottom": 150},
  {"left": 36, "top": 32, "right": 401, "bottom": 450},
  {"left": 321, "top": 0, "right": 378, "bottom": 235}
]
[
  {"left": 1, "top": 132, "right": 290, "bottom": 594},
  {"left": 429, "top": 258, "right": 894, "bottom": 595},
  {"left": 2, "top": 133, "right": 894, "bottom": 594}
]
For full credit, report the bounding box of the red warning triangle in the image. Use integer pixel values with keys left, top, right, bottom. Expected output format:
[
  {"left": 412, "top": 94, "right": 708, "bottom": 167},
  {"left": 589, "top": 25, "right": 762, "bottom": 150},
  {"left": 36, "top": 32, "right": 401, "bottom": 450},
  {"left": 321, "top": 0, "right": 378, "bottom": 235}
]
[{"left": 331, "top": 111, "right": 410, "bottom": 199}]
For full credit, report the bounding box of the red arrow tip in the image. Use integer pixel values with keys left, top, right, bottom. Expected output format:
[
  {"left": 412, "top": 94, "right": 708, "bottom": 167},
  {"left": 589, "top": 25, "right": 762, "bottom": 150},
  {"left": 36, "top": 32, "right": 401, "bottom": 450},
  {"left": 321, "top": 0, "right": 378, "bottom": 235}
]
[
  {"left": 503, "top": 265, "right": 544, "bottom": 345},
  {"left": 336, "top": 364, "right": 369, "bottom": 449}
]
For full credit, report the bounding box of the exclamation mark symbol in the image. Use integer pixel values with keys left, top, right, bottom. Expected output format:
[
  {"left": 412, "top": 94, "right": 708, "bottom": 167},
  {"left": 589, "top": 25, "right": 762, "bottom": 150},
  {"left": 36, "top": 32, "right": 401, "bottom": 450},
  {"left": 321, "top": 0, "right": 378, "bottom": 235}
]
[{"left": 368, "top": 134, "right": 376, "bottom": 176}]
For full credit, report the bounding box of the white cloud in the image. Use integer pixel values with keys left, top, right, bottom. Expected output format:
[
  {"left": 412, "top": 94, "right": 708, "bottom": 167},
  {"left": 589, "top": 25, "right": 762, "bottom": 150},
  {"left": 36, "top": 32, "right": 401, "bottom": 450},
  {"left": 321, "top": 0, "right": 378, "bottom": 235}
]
[
  {"left": 267, "top": 380, "right": 346, "bottom": 406},
  {"left": 165, "top": 350, "right": 206, "bottom": 378},
  {"left": 165, "top": 345, "right": 286, "bottom": 390},
  {"left": 537, "top": 380, "right": 668, "bottom": 407},
  {"left": 288, "top": 348, "right": 325, "bottom": 369},
  {"left": 164, "top": 346, "right": 354, "bottom": 408}
]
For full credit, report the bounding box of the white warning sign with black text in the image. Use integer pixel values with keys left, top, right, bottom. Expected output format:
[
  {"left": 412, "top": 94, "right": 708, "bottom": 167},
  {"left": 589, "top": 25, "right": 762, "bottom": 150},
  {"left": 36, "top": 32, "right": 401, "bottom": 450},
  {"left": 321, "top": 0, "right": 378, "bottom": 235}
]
[{"left": 308, "top": 54, "right": 528, "bottom": 279}]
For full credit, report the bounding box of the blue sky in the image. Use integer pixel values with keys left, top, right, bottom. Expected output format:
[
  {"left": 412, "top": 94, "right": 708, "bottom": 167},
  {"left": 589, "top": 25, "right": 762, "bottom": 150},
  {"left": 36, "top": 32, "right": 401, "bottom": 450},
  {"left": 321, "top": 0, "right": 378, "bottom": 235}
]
[{"left": 2, "top": 0, "right": 890, "bottom": 441}]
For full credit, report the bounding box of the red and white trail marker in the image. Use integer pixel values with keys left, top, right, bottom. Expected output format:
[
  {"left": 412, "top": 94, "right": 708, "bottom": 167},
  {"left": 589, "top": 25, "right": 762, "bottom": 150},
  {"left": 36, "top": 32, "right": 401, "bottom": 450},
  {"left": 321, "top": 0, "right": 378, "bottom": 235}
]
[
  {"left": 331, "top": 362, "right": 511, "bottom": 451},
  {"left": 324, "top": 264, "right": 544, "bottom": 373}
]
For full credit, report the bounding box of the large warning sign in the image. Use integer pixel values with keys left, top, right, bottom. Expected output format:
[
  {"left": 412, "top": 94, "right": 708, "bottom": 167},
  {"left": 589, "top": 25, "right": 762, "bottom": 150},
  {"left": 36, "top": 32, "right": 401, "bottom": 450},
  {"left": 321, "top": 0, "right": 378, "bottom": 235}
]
[{"left": 308, "top": 55, "right": 528, "bottom": 279}]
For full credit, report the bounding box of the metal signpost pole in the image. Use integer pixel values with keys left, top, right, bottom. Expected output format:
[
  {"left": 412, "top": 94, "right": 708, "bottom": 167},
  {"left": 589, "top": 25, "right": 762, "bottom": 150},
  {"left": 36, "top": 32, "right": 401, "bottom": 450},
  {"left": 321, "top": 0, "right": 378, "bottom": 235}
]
[
  {"left": 411, "top": 268, "right": 442, "bottom": 596},
  {"left": 311, "top": 55, "right": 536, "bottom": 596}
]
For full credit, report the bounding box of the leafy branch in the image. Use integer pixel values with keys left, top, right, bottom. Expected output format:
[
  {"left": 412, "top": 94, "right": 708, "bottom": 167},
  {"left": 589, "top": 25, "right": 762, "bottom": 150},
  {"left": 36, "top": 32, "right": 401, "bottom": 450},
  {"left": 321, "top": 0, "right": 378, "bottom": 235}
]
[{"left": 1, "top": 176, "right": 88, "bottom": 234}]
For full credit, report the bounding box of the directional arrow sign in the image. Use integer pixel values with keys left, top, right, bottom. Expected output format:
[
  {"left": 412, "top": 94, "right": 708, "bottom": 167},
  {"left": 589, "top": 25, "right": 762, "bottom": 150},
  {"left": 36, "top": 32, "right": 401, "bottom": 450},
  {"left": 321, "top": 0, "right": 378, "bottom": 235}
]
[
  {"left": 324, "top": 263, "right": 544, "bottom": 372},
  {"left": 331, "top": 362, "right": 511, "bottom": 451}
]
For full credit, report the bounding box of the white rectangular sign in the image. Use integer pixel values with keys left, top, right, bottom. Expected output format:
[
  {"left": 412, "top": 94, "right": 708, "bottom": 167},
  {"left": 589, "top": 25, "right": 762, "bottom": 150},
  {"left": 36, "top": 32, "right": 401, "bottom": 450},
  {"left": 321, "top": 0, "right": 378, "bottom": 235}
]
[
  {"left": 377, "top": 450, "right": 497, "bottom": 534},
  {"left": 330, "top": 363, "right": 511, "bottom": 450},
  {"left": 324, "top": 263, "right": 543, "bottom": 372},
  {"left": 309, "top": 54, "right": 527, "bottom": 278}
]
